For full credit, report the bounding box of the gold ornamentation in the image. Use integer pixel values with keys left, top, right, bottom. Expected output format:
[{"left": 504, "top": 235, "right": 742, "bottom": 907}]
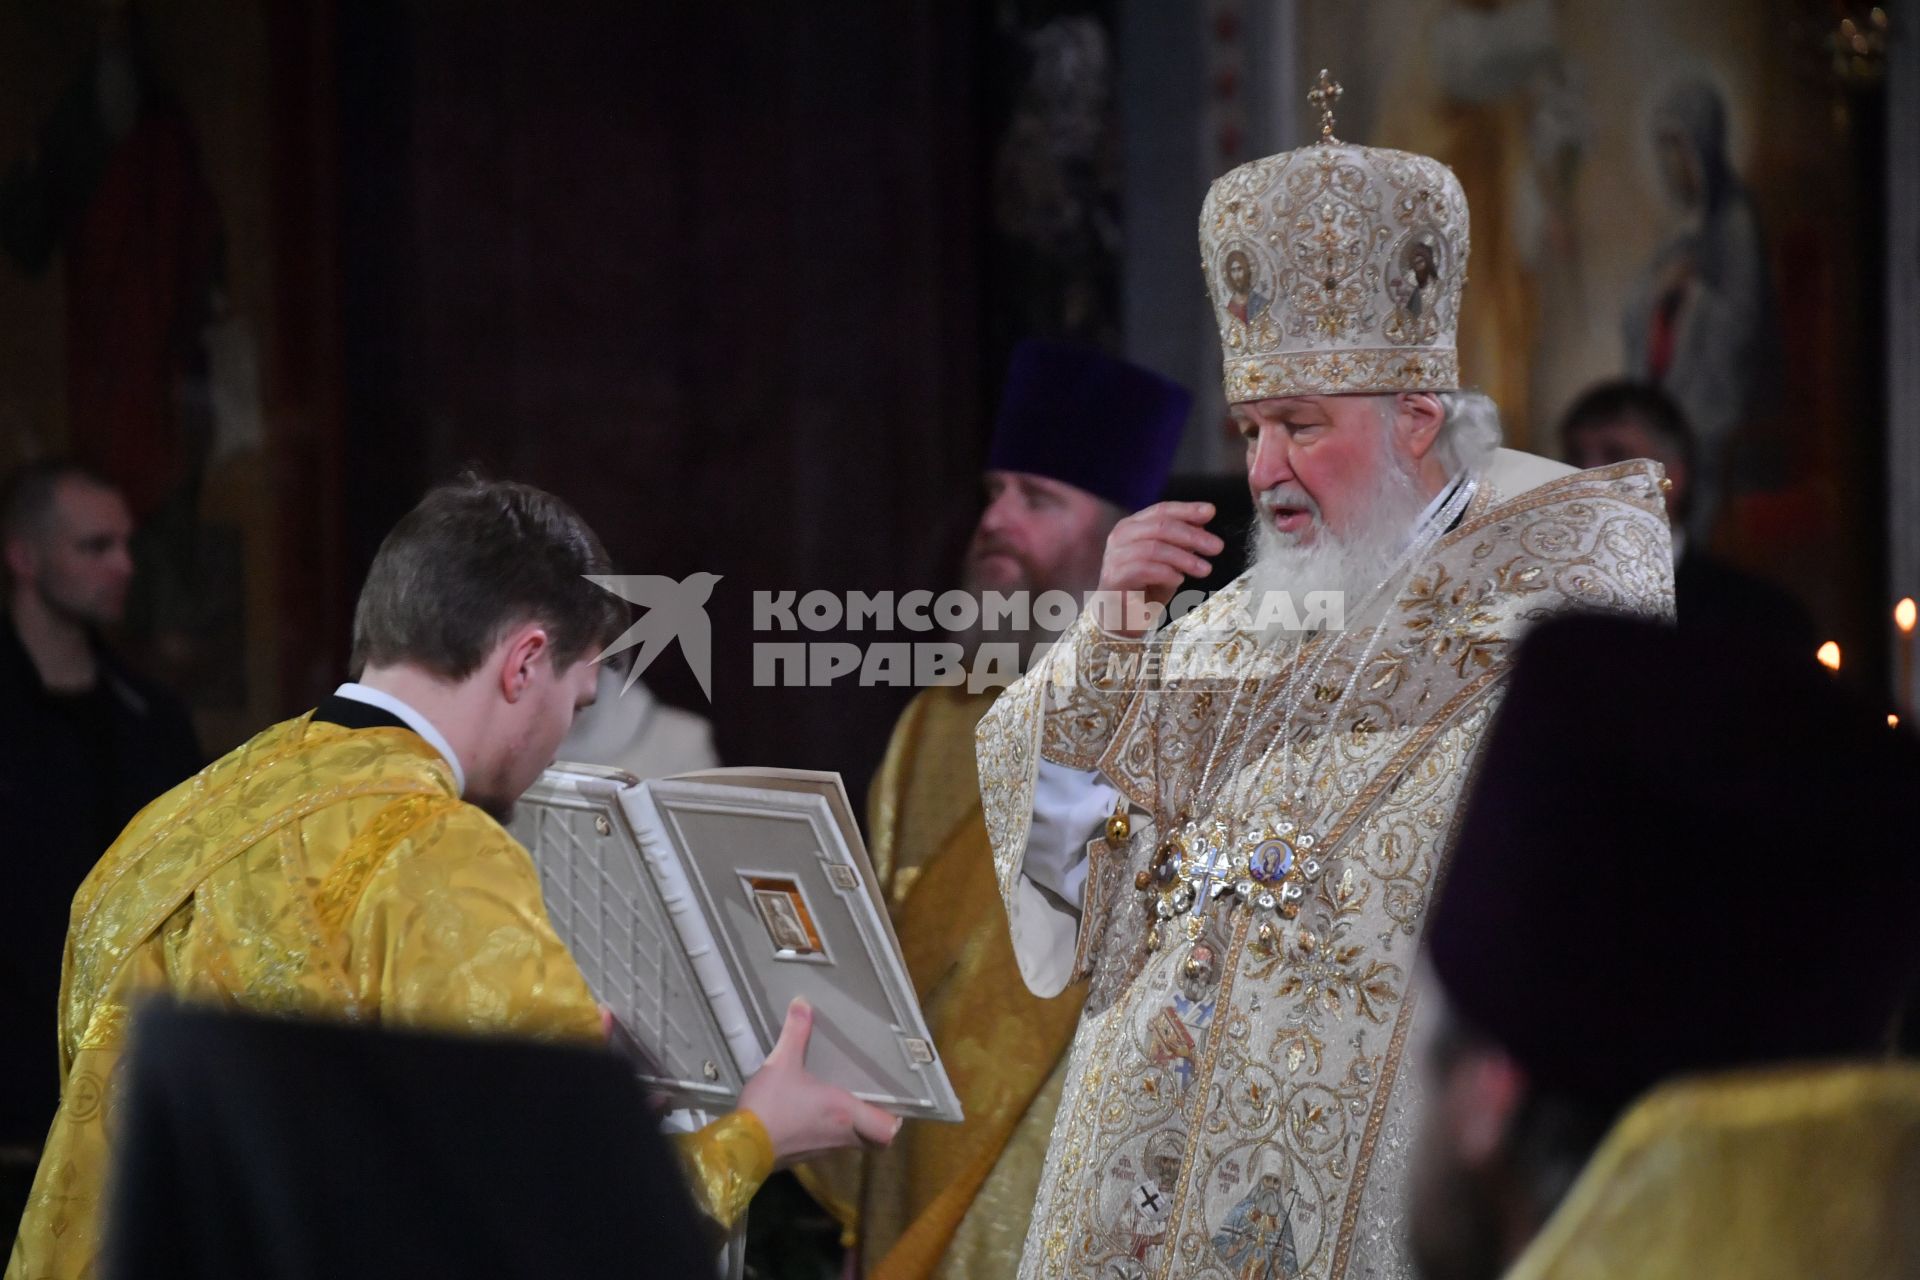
[
  {"left": 1223, "top": 347, "right": 1461, "bottom": 406},
  {"left": 1182, "top": 948, "right": 1210, "bottom": 984},
  {"left": 16, "top": 716, "right": 780, "bottom": 1280},
  {"left": 1402, "top": 564, "right": 1510, "bottom": 677},
  {"left": 1146, "top": 812, "right": 1322, "bottom": 937},
  {"left": 970, "top": 460, "right": 1678, "bottom": 1279},
  {"left": 677, "top": 1109, "right": 775, "bottom": 1232},
  {"left": 1200, "top": 116, "right": 1469, "bottom": 403}
]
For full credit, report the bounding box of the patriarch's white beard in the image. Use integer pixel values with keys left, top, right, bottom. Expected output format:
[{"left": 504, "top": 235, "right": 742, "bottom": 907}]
[{"left": 1243, "top": 448, "right": 1433, "bottom": 642}]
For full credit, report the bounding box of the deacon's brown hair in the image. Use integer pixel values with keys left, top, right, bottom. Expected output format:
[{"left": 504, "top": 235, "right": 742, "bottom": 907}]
[{"left": 350, "top": 474, "right": 626, "bottom": 680}]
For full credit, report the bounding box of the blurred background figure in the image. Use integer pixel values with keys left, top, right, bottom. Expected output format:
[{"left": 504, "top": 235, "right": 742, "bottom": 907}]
[
  {"left": 558, "top": 652, "right": 720, "bottom": 780},
  {"left": 0, "top": 459, "right": 201, "bottom": 1239},
  {"left": 803, "top": 338, "right": 1189, "bottom": 1280},
  {"left": 1412, "top": 614, "right": 1920, "bottom": 1280},
  {"left": 1560, "top": 380, "right": 1812, "bottom": 658},
  {"left": 1619, "top": 78, "right": 1778, "bottom": 545},
  {"left": 0, "top": 0, "right": 230, "bottom": 701}
]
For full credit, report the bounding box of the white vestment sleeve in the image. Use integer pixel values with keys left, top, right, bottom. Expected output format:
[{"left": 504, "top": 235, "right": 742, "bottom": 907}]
[
  {"left": 977, "top": 610, "right": 1142, "bottom": 999},
  {"left": 1003, "top": 759, "right": 1121, "bottom": 997},
  {"left": 1023, "top": 759, "right": 1121, "bottom": 908}
]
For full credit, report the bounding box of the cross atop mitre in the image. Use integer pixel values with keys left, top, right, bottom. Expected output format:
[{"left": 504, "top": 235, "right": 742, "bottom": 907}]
[{"left": 1308, "top": 69, "right": 1342, "bottom": 143}]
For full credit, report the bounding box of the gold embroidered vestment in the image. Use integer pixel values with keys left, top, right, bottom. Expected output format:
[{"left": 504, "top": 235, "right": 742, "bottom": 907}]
[
  {"left": 976, "top": 456, "right": 1674, "bottom": 1280},
  {"left": 7, "top": 715, "right": 768, "bottom": 1280},
  {"left": 806, "top": 685, "right": 1087, "bottom": 1279}
]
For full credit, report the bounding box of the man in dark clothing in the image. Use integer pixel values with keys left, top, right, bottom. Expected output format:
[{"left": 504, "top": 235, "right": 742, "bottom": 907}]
[
  {"left": 105, "top": 1005, "right": 715, "bottom": 1280},
  {"left": 0, "top": 460, "right": 201, "bottom": 1238},
  {"left": 1410, "top": 615, "right": 1920, "bottom": 1280},
  {"left": 1560, "top": 380, "right": 1815, "bottom": 659}
]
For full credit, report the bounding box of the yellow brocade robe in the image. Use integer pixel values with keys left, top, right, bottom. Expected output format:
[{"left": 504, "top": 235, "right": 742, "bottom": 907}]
[
  {"left": 7, "top": 713, "right": 769, "bottom": 1280},
  {"left": 806, "top": 686, "right": 1087, "bottom": 1279},
  {"left": 1506, "top": 1062, "right": 1920, "bottom": 1279}
]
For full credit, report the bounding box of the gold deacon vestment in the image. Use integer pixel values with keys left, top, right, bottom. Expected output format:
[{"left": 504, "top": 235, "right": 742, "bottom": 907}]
[
  {"left": 7, "top": 714, "right": 769, "bottom": 1280},
  {"left": 977, "top": 453, "right": 1675, "bottom": 1280},
  {"left": 804, "top": 684, "right": 1086, "bottom": 1279},
  {"left": 1507, "top": 1063, "right": 1920, "bottom": 1278}
]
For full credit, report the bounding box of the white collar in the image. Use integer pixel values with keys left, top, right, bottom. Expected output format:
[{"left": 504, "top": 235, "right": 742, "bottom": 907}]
[
  {"left": 332, "top": 682, "right": 467, "bottom": 796},
  {"left": 1407, "top": 471, "right": 1469, "bottom": 547}
]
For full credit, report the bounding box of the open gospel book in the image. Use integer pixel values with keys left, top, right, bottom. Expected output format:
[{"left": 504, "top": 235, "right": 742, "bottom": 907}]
[{"left": 508, "top": 765, "right": 963, "bottom": 1123}]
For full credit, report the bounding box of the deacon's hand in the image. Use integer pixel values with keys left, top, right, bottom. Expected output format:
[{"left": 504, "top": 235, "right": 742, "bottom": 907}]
[
  {"left": 1092, "top": 501, "right": 1221, "bottom": 638},
  {"left": 738, "top": 997, "right": 901, "bottom": 1162}
]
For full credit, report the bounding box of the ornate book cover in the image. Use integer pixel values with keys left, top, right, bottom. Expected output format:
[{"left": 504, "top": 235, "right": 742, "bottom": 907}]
[{"left": 510, "top": 764, "right": 963, "bottom": 1122}]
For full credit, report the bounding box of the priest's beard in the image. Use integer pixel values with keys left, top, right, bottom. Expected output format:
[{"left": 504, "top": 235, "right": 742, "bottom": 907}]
[
  {"left": 1244, "top": 440, "right": 1432, "bottom": 645},
  {"left": 951, "top": 543, "right": 1105, "bottom": 666}
]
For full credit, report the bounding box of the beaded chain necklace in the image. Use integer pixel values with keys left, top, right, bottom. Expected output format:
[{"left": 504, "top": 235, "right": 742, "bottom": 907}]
[{"left": 1135, "top": 474, "right": 1478, "bottom": 953}]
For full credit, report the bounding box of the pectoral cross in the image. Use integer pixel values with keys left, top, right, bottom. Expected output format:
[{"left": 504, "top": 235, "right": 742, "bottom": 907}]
[
  {"left": 1190, "top": 843, "right": 1236, "bottom": 912},
  {"left": 1137, "top": 1185, "right": 1163, "bottom": 1212},
  {"left": 1308, "top": 69, "right": 1342, "bottom": 143}
]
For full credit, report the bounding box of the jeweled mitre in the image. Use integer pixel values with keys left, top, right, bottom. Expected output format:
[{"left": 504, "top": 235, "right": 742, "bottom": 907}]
[{"left": 1199, "top": 124, "right": 1470, "bottom": 403}]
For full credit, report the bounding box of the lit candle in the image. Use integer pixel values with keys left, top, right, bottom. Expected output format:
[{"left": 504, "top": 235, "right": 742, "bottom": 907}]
[
  {"left": 1897, "top": 598, "right": 1916, "bottom": 712},
  {"left": 1892, "top": 714, "right": 1902, "bottom": 729},
  {"left": 1817, "top": 641, "right": 1841, "bottom": 673}
]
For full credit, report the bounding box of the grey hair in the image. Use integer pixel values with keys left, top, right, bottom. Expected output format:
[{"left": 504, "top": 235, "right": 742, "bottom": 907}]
[
  {"left": 1367, "top": 390, "right": 1504, "bottom": 478},
  {"left": 1432, "top": 391, "right": 1503, "bottom": 477}
]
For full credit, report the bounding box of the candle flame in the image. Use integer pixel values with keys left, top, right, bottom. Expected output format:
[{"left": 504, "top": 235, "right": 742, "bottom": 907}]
[
  {"left": 1816, "top": 641, "right": 1842, "bottom": 671},
  {"left": 1892, "top": 714, "right": 1902, "bottom": 729},
  {"left": 1897, "top": 598, "right": 1917, "bottom": 633}
]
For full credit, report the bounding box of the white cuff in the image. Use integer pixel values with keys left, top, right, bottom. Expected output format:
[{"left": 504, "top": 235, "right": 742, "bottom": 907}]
[{"left": 1022, "top": 759, "right": 1123, "bottom": 910}]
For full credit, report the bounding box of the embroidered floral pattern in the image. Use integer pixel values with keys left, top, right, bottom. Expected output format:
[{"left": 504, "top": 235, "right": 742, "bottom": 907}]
[
  {"left": 1201, "top": 143, "right": 1469, "bottom": 400},
  {"left": 976, "top": 461, "right": 1675, "bottom": 1279}
]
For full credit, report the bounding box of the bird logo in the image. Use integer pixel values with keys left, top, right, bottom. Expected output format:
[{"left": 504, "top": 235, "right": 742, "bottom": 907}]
[{"left": 585, "top": 573, "right": 723, "bottom": 702}]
